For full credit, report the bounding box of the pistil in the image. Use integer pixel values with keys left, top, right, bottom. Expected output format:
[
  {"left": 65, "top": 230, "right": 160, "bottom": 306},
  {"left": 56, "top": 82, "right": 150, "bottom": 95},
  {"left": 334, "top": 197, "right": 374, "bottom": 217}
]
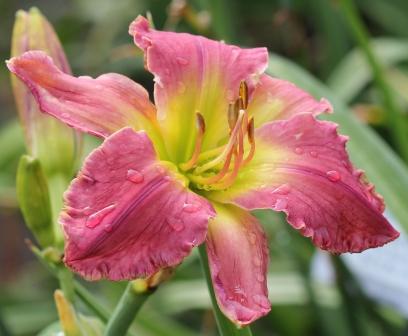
[
  {"left": 179, "top": 113, "right": 205, "bottom": 171},
  {"left": 180, "top": 81, "right": 256, "bottom": 190}
]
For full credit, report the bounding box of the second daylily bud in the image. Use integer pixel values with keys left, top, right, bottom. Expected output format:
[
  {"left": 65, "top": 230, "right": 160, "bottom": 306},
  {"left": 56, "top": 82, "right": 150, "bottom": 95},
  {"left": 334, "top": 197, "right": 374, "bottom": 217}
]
[
  {"left": 16, "top": 155, "right": 54, "bottom": 247},
  {"left": 10, "top": 7, "right": 80, "bottom": 178},
  {"left": 54, "top": 290, "right": 104, "bottom": 336}
]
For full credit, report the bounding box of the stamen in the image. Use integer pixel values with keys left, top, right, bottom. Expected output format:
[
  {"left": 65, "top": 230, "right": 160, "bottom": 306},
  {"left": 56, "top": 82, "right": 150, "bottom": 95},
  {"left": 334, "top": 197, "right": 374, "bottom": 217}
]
[
  {"left": 188, "top": 146, "right": 234, "bottom": 185},
  {"left": 179, "top": 113, "right": 206, "bottom": 171},
  {"left": 239, "top": 81, "right": 248, "bottom": 109},
  {"left": 194, "top": 109, "right": 245, "bottom": 174},
  {"left": 228, "top": 102, "right": 239, "bottom": 131},
  {"left": 209, "top": 129, "right": 244, "bottom": 190},
  {"left": 243, "top": 117, "right": 255, "bottom": 165}
]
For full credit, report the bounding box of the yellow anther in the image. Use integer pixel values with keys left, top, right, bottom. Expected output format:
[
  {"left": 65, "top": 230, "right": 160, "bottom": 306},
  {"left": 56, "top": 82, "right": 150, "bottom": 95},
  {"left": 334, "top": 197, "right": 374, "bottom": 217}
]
[{"left": 239, "top": 81, "right": 248, "bottom": 109}]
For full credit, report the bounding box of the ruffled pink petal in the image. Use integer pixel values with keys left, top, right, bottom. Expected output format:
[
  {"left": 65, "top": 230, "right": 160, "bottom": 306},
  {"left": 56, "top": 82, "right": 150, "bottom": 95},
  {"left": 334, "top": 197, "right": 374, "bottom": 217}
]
[
  {"left": 206, "top": 204, "right": 270, "bottom": 326},
  {"left": 129, "top": 16, "right": 268, "bottom": 161},
  {"left": 62, "top": 127, "right": 215, "bottom": 280},
  {"left": 209, "top": 114, "right": 399, "bottom": 253},
  {"left": 247, "top": 74, "right": 332, "bottom": 127},
  {"left": 7, "top": 51, "right": 156, "bottom": 138}
]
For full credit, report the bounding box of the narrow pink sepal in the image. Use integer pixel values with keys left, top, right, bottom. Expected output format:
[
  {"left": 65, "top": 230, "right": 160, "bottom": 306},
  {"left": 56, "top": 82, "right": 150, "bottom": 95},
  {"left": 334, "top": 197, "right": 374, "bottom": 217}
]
[
  {"left": 219, "top": 114, "right": 399, "bottom": 253},
  {"left": 61, "top": 127, "right": 215, "bottom": 280},
  {"left": 206, "top": 204, "right": 270, "bottom": 326},
  {"left": 7, "top": 51, "right": 156, "bottom": 138},
  {"left": 247, "top": 74, "right": 332, "bottom": 126}
]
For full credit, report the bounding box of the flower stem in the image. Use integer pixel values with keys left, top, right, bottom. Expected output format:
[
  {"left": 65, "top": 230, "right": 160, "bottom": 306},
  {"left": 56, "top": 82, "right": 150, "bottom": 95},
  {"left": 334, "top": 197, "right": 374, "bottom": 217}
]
[
  {"left": 103, "top": 281, "right": 154, "bottom": 336},
  {"left": 339, "top": 0, "right": 408, "bottom": 162},
  {"left": 198, "top": 244, "right": 253, "bottom": 336}
]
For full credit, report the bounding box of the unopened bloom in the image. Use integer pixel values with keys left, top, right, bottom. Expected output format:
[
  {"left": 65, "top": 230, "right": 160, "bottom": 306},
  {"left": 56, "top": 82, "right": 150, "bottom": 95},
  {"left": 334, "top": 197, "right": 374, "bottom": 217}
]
[
  {"left": 10, "top": 8, "right": 81, "bottom": 246},
  {"left": 10, "top": 7, "right": 79, "bottom": 177},
  {"left": 7, "top": 16, "right": 399, "bottom": 325}
]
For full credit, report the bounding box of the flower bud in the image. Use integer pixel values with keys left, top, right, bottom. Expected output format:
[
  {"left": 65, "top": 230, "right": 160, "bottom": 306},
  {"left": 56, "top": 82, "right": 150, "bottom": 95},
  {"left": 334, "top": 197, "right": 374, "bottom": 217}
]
[
  {"left": 10, "top": 7, "right": 80, "bottom": 178},
  {"left": 16, "top": 155, "right": 54, "bottom": 247},
  {"left": 54, "top": 290, "right": 104, "bottom": 336}
]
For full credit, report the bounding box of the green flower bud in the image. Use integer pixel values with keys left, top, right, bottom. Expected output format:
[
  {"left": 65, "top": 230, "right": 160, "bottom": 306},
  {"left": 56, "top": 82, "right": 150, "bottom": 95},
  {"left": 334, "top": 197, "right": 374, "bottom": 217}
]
[{"left": 16, "top": 155, "right": 54, "bottom": 247}]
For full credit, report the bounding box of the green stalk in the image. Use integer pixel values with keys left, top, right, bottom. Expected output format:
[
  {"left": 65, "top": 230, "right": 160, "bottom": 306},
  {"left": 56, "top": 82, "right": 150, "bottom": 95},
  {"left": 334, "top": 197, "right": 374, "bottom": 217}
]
[
  {"left": 339, "top": 0, "right": 408, "bottom": 162},
  {"left": 73, "top": 282, "right": 110, "bottom": 323},
  {"left": 198, "top": 244, "right": 253, "bottom": 336},
  {"left": 103, "top": 281, "right": 154, "bottom": 336}
]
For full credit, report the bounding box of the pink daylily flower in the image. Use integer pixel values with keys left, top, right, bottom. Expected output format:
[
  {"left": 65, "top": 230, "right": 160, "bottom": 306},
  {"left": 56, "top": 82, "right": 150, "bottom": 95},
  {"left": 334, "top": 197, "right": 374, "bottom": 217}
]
[{"left": 7, "top": 16, "right": 399, "bottom": 326}]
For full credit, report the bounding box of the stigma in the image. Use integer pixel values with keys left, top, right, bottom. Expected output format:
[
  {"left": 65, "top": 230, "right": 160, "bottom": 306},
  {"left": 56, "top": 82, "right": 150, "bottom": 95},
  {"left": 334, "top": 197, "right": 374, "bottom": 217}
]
[{"left": 179, "top": 81, "right": 256, "bottom": 190}]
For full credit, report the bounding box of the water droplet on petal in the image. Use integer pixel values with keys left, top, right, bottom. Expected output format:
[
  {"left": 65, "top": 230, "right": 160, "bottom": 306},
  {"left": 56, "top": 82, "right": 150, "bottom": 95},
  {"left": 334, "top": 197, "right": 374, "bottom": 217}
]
[
  {"left": 275, "top": 198, "right": 288, "bottom": 209},
  {"left": 176, "top": 56, "right": 189, "bottom": 65},
  {"left": 82, "top": 174, "right": 95, "bottom": 184},
  {"left": 183, "top": 202, "right": 201, "bottom": 213},
  {"left": 310, "top": 151, "right": 318, "bottom": 158},
  {"left": 271, "top": 184, "right": 290, "bottom": 195},
  {"left": 62, "top": 112, "right": 70, "bottom": 119},
  {"left": 249, "top": 232, "right": 257, "bottom": 245},
  {"left": 126, "top": 169, "right": 144, "bottom": 184},
  {"left": 326, "top": 170, "right": 341, "bottom": 182},
  {"left": 294, "top": 147, "right": 304, "bottom": 155},
  {"left": 104, "top": 223, "right": 113, "bottom": 232},
  {"left": 177, "top": 82, "right": 186, "bottom": 94},
  {"left": 256, "top": 274, "right": 265, "bottom": 282},
  {"left": 86, "top": 204, "right": 116, "bottom": 229},
  {"left": 169, "top": 218, "right": 184, "bottom": 232},
  {"left": 253, "top": 256, "right": 262, "bottom": 267},
  {"left": 252, "top": 294, "right": 270, "bottom": 309}
]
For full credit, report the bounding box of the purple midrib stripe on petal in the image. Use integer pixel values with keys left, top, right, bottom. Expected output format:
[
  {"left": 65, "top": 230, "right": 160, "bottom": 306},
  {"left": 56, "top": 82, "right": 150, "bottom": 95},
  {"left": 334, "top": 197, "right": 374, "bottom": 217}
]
[{"left": 75, "top": 175, "right": 169, "bottom": 259}]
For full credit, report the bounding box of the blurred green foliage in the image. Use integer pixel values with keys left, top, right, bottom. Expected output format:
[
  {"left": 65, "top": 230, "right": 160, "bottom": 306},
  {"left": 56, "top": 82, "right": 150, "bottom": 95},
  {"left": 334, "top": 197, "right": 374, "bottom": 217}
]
[{"left": 1, "top": 0, "right": 408, "bottom": 335}]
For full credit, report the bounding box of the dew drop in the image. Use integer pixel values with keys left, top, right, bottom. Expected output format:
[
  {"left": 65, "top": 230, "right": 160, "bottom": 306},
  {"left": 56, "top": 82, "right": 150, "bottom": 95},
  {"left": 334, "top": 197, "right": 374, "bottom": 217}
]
[
  {"left": 183, "top": 202, "right": 201, "bottom": 213},
  {"left": 176, "top": 56, "right": 189, "bottom": 65},
  {"left": 62, "top": 112, "right": 70, "bottom": 119},
  {"left": 82, "top": 174, "right": 95, "bottom": 184},
  {"left": 104, "top": 223, "right": 113, "bottom": 232},
  {"left": 252, "top": 294, "right": 270, "bottom": 309},
  {"left": 126, "top": 169, "right": 144, "bottom": 184},
  {"left": 256, "top": 274, "right": 265, "bottom": 282},
  {"left": 326, "top": 170, "right": 341, "bottom": 182},
  {"left": 275, "top": 198, "right": 288, "bottom": 209},
  {"left": 271, "top": 184, "right": 290, "bottom": 195},
  {"left": 249, "top": 232, "right": 257, "bottom": 245},
  {"left": 177, "top": 82, "right": 186, "bottom": 94},
  {"left": 310, "top": 151, "right": 318, "bottom": 158},
  {"left": 86, "top": 204, "right": 116, "bottom": 229},
  {"left": 169, "top": 218, "right": 184, "bottom": 232},
  {"left": 253, "top": 256, "right": 262, "bottom": 267},
  {"left": 294, "top": 147, "right": 304, "bottom": 155}
]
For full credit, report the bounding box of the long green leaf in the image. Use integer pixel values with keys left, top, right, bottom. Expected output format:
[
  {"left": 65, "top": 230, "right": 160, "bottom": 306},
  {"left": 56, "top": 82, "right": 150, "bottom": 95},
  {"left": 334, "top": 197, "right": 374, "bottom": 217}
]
[
  {"left": 327, "top": 38, "right": 408, "bottom": 103},
  {"left": 268, "top": 53, "right": 408, "bottom": 232}
]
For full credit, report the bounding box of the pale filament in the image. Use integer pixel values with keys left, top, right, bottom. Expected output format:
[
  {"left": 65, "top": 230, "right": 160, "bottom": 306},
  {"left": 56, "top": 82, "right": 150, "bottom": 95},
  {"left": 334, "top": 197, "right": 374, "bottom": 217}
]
[
  {"left": 179, "top": 113, "right": 205, "bottom": 171},
  {"left": 194, "top": 109, "right": 245, "bottom": 175},
  {"left": 180, "top": 80, "right": 255, "bottom": 190}
]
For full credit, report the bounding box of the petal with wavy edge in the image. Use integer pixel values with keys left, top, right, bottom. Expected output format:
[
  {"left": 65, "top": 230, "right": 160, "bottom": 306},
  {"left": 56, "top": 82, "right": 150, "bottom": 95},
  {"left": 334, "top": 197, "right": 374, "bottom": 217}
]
[
  {"left": 206, "top": 203, "right": 270, "bottom": 326},
  {"left": 247, "top": 74, "right": 332, "bottom": 128},
  {"left": 208, "top": 114, "right": 399, "bottom": 253},
  {"left": 129, "top": 16, "right": 268, "bottom": 162},
  {"left": 62, "top": 127, "right": 215, "bottom": 280},
  {"left": 7, "top": 51, "right": 157, "bottom": 139}
]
